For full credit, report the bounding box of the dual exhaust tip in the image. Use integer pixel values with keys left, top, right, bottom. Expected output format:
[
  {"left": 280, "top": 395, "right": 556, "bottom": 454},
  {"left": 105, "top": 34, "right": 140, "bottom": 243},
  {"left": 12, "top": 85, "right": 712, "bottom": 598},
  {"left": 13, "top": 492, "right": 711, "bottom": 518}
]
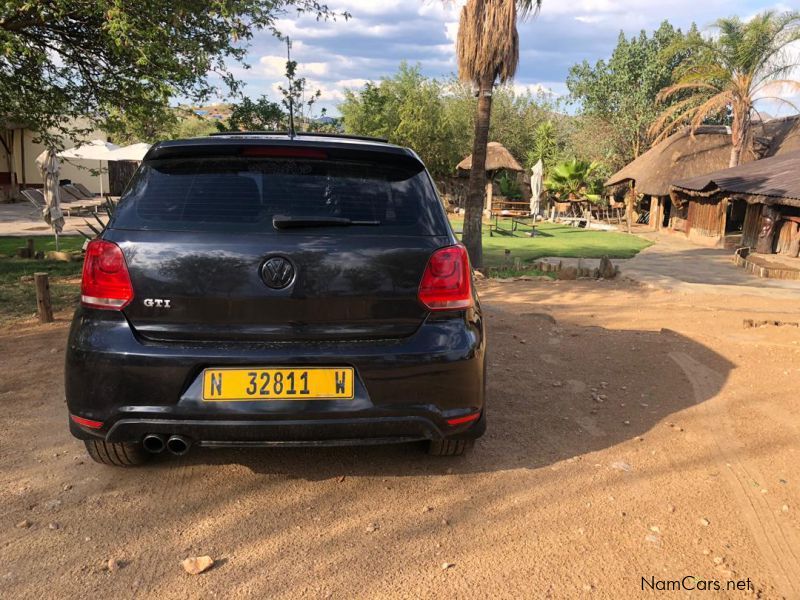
[{"left": 143, "top": 434, "right": 191, "bottom": 456}]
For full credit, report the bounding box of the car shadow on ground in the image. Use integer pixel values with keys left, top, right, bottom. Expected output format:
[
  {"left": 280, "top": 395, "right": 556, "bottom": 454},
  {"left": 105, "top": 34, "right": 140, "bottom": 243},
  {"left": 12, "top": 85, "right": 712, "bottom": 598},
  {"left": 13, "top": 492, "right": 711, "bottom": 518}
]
[{"left": 158, "top": 297, "right": 735, "bottom": 480}]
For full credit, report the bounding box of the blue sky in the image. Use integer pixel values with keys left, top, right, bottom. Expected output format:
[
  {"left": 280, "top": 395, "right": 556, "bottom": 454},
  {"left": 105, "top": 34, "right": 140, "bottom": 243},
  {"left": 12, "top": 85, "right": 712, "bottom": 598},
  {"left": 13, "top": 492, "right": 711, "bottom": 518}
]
[{"left": 227, "top": 0, "right": 800, "bottom": 117}]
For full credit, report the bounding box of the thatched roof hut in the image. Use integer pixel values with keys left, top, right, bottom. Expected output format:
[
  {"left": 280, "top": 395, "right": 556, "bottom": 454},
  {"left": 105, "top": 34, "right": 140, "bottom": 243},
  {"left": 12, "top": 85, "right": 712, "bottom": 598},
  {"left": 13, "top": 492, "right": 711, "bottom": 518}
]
[
  {"left": 457, "top": 142, "right": 523, "bottom": 173},
  {"left": 761, "top": 115, "right": 800, "bottom": 157},
  {"left": 605, "top": 126, "right": 742, "bottom": 197},
  {"left": 669, "top": 149, "right": 800, "bottom": 261},
  {"left": 672, "top": 150, "right": 800, "bottom": 208},
  {"left": 605, "top": 116, "right": 800, "bottom": 197}
]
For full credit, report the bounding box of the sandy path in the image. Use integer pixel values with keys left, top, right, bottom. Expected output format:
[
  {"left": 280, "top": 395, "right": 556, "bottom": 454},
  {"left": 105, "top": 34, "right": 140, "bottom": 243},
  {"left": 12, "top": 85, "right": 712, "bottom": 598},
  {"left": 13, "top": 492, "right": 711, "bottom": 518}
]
[{"left": 1, "top": 279, "right": 798, "bottom": 599}]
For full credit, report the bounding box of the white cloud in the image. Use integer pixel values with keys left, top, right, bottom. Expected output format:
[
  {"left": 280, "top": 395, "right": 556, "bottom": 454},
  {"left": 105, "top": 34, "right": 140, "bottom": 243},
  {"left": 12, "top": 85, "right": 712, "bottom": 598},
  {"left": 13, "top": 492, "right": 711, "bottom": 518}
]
[{"left": 229, "top": 0, "right": 799, "bottom": 118}]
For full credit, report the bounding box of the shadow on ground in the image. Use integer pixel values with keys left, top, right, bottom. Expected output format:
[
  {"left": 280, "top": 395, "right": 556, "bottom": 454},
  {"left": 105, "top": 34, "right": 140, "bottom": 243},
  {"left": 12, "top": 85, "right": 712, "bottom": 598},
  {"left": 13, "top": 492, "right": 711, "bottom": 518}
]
[{"left": 143, "top": 292, "right": 734, "bottom": 479}]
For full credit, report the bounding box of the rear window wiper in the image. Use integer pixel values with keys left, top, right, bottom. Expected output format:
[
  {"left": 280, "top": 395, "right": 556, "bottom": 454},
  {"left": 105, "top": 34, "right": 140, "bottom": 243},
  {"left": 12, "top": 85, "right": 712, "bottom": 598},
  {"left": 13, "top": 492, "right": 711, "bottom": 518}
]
[{"left": 272, "top": 215, "right": 381, "bottom": 229}]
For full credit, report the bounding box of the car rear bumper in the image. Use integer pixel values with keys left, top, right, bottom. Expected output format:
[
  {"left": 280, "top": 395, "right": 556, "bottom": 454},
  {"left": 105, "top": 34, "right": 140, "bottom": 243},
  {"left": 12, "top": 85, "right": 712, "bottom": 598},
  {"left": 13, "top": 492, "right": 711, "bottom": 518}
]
[{"left": 66, "top": 308, "right": 486, "bottom": 445}]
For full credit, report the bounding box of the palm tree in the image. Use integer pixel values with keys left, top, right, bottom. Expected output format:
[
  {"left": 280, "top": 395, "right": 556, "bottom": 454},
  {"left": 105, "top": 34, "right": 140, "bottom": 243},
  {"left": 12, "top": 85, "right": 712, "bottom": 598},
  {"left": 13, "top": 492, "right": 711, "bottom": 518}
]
[
  {"left": 456, "top": 0, "right": 541, "bottom": 268},
  {"left": 650, "top": 11, "right": 800, "bottom": 168},
  {"left": 544, "top": 159, "right": 600, "bottom": 200}
]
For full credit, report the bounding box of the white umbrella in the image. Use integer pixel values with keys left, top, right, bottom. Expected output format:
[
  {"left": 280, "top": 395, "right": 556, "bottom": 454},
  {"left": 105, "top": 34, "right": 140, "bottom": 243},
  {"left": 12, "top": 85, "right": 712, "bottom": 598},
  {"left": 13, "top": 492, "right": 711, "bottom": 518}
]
[
  {"left": 530, "top": 159, "right": 544, "bottom": 217},
  {"left": 58, "top": 139, "right": 120, "bottom": 197},
  {"left": 109, "top": 142, "right": 151, "bottom": 161},
  {"left": 35, "top": 148, "right": 64, "bottom": 250}
]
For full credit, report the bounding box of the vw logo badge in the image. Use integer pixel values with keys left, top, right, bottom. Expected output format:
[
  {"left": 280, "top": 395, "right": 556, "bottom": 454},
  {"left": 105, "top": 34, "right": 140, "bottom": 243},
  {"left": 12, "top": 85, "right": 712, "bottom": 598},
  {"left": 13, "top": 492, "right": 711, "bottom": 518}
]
[{"left": 261, "top": 256, "right": 296, "bottom": 290}]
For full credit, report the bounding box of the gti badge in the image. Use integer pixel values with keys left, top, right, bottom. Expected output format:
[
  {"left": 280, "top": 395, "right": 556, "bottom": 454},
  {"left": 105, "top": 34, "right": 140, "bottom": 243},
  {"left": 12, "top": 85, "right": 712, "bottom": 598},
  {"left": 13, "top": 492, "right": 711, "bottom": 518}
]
[{"left": 144, "top": 298, "right": 172, "bottom": 308}]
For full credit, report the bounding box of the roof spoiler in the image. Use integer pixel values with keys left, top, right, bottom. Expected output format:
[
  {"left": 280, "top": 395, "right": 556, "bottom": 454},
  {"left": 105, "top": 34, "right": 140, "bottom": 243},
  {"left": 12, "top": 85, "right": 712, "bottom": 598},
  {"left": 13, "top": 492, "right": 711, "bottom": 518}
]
[{"left": 208, "top": 131, "right": 390, "bottom": 143}]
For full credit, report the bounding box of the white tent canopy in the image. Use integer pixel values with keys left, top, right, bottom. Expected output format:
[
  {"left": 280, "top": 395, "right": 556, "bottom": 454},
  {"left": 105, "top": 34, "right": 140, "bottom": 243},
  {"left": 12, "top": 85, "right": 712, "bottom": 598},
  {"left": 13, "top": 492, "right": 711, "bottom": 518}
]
[
  {"left": 109, "top": 142, "right": 151, "bottom": 161},
  {"left": 58, "top": 140, "right": 120, "bottom": 196},
  {"left": 58, "top": 139, "right": 120, "bottom": 160}
]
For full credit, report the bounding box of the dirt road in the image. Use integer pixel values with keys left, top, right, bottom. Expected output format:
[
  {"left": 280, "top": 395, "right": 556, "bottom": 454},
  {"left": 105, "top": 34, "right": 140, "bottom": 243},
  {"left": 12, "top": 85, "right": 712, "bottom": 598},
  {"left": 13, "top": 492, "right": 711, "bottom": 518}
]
[{"left": 2, "top": 280, "right": 799, "bottom": 599}]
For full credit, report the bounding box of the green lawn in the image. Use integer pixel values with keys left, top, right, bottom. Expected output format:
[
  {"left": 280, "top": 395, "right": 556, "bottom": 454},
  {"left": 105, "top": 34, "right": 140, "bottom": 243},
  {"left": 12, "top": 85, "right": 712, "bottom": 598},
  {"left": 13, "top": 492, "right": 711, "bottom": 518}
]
[
  {"left": 0, "top": 236, "right": 84, "bottom": 324},
  {"left": 449, "top": 218, "right": 652, "bottom": 268}
]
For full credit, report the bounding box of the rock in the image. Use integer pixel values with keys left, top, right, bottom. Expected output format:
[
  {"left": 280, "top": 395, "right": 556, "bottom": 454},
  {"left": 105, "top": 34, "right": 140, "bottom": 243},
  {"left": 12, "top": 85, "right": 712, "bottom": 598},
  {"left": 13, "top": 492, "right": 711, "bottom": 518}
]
[
  {"left": 473, "top": 270, "right": 485, "bottom": 280},
  {"left": 598, "top": 256, "right": 616, "bottom": 279},
  {"left": 782, "top": 505, "right": 789, "bottom": 513},
  {"left": 441, "top": 562, "right": 455, "bottom": 570},
  {"left": 557, "top": 266, "right": 578, "bottom": 281},
  {"left": 441, "top": 519, "right": 450, "bottom": 526},
  {"left": 182, "top": 556, "right": 214, "bottom": 575},
  {"left": 422, "top": 506, "right": 433, "bottom": 513},
  {"left": 44, "top": 499, "right": 62, "bottom": 511},
  {"left": 62, "top": 484, "right": 72, "bottom": 492},
  {"left": 15, "top": 519, "right": 32, "bottom": 529},
  {"left": 106, "top": 559, "right": 121, "bottom": 572},
  {"left": 551, "top": 381, "right": 563, "bottom": 388},
  {"left": 699, "top": 518, "right": 710, "bottom": 527},
  {"left": 45, "top": 250, "right": 73, "bottom": 262},
  {"left": 611, "top": 461, "right": 632, "bottom": 472},
  {"left": 48, "top": 522, "right": 60, "bottom": 530},
  {"left": 649, "top": 526, "right": 661, "bottom": 533},
  {"left": 713, "top": 556, "right": 725, "bottom": 565},
  {"left": 668, "top": 505, "right": 676, "bottom": 513},
  {"left": 365, "top": 523, "right": 380, "bottom": 533}
]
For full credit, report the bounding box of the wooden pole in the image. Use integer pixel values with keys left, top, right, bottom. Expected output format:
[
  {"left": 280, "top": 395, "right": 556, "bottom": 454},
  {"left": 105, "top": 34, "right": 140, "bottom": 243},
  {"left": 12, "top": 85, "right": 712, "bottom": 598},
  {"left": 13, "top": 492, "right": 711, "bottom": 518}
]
[
  {"left": 626, "top": 182, "right": 634, "bottom": 234},
  {"left": 34, "top": 272, "right": 54, "bottom": 323},
  {"left": 26, "top": 238, "right": 34, "bottom": 257}
]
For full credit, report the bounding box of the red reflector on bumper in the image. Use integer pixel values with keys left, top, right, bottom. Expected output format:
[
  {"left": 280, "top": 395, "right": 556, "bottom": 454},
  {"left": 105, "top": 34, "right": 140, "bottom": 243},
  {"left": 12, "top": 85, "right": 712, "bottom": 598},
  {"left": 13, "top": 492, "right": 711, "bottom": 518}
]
[
  {"left": 70, "top": 415, "right": 104, "bottom": 429},
  {"left": 446, "top": 412, "right": 481, "bottom": 426}
]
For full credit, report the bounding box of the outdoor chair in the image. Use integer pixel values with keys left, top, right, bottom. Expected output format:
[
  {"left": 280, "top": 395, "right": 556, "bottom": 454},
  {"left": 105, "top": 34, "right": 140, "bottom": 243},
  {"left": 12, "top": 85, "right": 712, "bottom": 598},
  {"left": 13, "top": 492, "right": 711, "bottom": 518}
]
[
  {"left": 608, "top": 199, "right": 625, "bottom": 224},
  {"left": 73, "top": 183, "right": 97, "bottom": 197},
  {"left": 21, "top": 188, "right": 72, "bottom": 217},
  {"left": 59, "top": 185, "right": 85, "bottom": 202},
  {"left": 21, "top": 188, "right": 46, "bottom": 211},
  {"left": 64, "top": 183, "right": 93, "bottom": 199}
]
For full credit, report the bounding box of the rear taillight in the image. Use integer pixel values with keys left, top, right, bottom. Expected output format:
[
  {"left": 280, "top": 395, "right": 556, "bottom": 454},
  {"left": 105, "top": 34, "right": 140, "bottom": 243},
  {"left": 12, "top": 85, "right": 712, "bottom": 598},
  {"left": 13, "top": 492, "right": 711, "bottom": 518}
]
[
  {"left": 81, "top": 240, "right": 134, "bottom": 310},
  {"left": 70, "top": 414, "right": 104, "bottom": 429},
  {"left": 418, "top": 245, "right": 473, "bottom": 311}
]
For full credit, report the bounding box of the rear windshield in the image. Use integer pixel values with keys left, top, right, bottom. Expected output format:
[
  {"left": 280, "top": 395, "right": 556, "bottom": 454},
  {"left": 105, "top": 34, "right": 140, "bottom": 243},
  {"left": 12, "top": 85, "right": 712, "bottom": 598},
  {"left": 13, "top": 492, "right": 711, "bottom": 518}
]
[{"left": 111, "top": 157, "right": 449, "bottom": 235}]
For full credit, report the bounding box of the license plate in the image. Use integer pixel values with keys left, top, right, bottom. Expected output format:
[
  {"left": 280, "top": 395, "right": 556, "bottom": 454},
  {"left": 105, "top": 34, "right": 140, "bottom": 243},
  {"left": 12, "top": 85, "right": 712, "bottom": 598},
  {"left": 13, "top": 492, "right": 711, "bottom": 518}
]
[{"left": 202, "top": 367, "right": 354, "bottom": 401}]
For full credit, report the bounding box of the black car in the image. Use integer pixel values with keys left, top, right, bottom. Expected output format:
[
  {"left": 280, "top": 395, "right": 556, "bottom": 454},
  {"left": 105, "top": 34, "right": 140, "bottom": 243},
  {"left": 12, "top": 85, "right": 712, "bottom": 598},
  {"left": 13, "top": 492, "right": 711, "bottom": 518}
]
[{"left": 65, "top": 133, "right": 486, "bottom": 466}]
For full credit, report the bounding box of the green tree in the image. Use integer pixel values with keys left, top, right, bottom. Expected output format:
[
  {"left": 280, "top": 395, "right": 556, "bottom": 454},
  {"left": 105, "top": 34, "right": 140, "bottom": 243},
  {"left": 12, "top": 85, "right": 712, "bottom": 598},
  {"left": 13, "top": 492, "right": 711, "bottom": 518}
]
[
  {"left": 0, "top": 1, "right": 345, "bottom": 145},
  {"left": 455, "top": 0, "right": 542, "bottom": 268},
  {"left": 567, "top": 21, "right": 695, "bottom": 168},
  {"left": 278, "top": 39, "right": 324, "bottom": 130},
  {"left": 650, "top": 11, "right": 800, "bottom": 167},
  {"left": 525, "top": 120, "right": 566, "bottom": 171},
  {"left": 340, "top": 64, "right": 468, "bottom": 178},
  {"left": 544, "top": 159, "right": 601, "bottom": 200},
  {"left": 217, "top": 97, "right": 286, "bottom": 132}
]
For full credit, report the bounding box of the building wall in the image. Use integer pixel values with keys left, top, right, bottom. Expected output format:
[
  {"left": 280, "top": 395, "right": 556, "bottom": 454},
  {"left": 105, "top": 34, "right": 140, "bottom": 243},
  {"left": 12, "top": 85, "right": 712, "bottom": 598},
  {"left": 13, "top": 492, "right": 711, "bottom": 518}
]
[
  {"left": 687, "top": 199, "right": 725, "bottom": 240},
  {"left": 1, "top": 120, "right": 110, "bottom": 198}
]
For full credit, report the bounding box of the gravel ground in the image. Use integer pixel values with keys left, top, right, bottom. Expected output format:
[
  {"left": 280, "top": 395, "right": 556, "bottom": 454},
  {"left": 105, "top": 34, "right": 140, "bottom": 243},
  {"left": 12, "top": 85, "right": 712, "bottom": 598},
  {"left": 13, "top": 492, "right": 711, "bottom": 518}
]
[{"left": 1, "top": 279, "right": 799, "bottom": 599}]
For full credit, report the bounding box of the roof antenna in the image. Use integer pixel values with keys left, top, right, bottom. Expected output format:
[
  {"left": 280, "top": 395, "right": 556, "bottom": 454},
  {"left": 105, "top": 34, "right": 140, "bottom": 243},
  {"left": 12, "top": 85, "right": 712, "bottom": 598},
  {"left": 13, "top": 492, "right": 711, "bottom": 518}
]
[{"left": 286, "top": 37, "right": 296, "bottom": 140}]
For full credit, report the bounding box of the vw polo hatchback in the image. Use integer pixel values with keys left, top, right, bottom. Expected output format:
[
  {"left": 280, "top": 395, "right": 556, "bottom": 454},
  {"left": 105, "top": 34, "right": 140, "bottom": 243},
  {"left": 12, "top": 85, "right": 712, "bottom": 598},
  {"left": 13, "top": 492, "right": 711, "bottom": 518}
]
[{"left": 66, "top": 133, "right": 486, "bottom": 466}]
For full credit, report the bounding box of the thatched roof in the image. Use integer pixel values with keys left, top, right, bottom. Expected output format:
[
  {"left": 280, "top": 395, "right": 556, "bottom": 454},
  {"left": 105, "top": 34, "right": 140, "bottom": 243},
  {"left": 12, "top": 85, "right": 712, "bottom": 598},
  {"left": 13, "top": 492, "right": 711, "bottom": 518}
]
[
  {"left": 606, "top": 116, "right": 800, "bottom": 197},
  {"left": 671, "top": 149, "right": 800, "bottom": 208},
  {"left": 457, "top": 142, "right": 523, "bottom": 173},
  {"left": 605, "top": 126, "right": 740, "bottom": 197},
  {"left": 761, "top": 115, "right": 800, "bottom": 157}
]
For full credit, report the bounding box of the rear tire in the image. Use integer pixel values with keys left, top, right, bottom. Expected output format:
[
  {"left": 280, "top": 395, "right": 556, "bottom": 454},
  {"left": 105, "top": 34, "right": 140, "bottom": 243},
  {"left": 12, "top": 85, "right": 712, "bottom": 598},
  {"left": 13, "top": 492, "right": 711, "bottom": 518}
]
[
  {"left": 427, "top": 439, "right": 474, "bottom": 456},
  {"left": 84, "top": 439, "right": 149, "bottom": 467}
]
